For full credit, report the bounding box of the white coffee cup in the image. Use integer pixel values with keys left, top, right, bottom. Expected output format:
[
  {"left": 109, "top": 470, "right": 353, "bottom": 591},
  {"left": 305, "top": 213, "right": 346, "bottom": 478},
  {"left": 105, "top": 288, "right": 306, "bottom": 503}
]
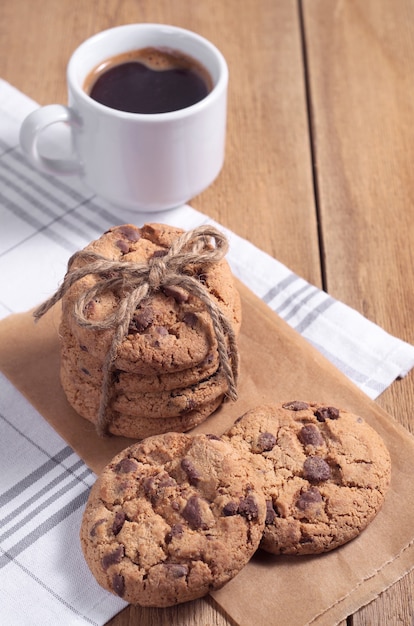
[{"left": 19, "top": 24, "right": 228, "bottom": 212}]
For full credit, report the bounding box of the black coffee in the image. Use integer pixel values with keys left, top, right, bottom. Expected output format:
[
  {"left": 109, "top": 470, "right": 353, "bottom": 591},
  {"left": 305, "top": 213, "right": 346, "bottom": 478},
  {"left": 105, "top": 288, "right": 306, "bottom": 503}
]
[{"left": 84, "top": 47, "right": 212, "bottom": 114}]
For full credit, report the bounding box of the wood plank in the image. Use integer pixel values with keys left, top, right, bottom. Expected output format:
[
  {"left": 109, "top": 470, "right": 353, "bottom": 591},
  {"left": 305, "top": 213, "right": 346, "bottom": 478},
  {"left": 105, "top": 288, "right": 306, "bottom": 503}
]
[
  {"left": 302, "top": 0, "right": 414, "bottom": 348},
  {"left": 106, "top": 597, "right": 235, "bottom": 626},
  {"left": 301, "top": 0, "right": 414, "bottom": 422},
  {"left": 353, "top": 571, "right": 414, "bottom": 626},
  {"left": 0, "top": 0, "right": 321, "bottom": 287},
  {"left": 302, "top": 1, "right": 414, "bottom": 624}
]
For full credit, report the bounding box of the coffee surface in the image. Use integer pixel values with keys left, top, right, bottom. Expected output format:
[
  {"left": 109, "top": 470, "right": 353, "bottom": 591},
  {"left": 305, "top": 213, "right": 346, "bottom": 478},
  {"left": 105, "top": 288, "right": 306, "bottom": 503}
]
[{"left": 84, "top": 47, "right": 212, "bottom": 114}]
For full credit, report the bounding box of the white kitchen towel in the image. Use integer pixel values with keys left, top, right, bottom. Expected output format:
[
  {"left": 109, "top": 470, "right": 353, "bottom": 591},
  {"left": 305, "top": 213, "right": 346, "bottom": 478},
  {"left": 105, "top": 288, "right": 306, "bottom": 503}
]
[
  {"left": 0, "top": 372, "right": 128, "bottom": 626},
  {"left": 1, "top": 78, "right": 414, "bottom": 625}
]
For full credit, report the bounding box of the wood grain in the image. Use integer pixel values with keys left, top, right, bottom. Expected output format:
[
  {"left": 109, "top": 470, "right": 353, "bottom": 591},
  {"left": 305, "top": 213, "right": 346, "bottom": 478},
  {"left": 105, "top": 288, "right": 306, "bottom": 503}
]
[
  {"left": 302, "top": 1, "right": 414, "bottom": 625},
  {"left": 106, "top": 597, "right": 235, "bottom": 626},
  {"left": 1, "top": 0, "right": 414, "bottom": 624},
  {"left": 302, "top": 0, "right": 414, "bottom": 349}
]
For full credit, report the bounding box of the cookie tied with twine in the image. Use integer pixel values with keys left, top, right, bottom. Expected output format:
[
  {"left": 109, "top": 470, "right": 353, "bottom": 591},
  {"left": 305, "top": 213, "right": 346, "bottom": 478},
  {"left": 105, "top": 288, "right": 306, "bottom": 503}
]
[{"left": 33, "top": 224, "right": 240, "bottom": 436}]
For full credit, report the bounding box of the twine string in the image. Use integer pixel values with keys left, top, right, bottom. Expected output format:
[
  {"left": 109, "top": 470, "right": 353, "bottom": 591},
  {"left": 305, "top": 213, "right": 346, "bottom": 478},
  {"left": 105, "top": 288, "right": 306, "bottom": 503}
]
[{"left": 33, "top": 225, "right": 239, "bottom": 436}]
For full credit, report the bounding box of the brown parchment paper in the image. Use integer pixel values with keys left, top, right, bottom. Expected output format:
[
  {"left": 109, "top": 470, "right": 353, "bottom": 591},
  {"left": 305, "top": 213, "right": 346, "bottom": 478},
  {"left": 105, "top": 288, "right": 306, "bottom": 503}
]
[{"left": 1, "top": 279, "right": 414, "bottom": 626}]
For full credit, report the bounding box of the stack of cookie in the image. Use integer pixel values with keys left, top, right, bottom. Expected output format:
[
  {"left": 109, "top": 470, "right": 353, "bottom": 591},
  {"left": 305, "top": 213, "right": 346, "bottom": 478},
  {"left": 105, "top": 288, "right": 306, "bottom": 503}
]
[{"left": 58, "top": 223, "right": 241, "bottom": 438}]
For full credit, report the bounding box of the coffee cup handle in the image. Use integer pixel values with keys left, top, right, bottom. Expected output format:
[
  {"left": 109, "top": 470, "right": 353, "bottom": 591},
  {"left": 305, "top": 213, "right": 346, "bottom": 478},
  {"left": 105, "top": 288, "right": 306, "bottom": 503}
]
[{"left": 19, "top": 104, "right": 82, "bottom": 175}]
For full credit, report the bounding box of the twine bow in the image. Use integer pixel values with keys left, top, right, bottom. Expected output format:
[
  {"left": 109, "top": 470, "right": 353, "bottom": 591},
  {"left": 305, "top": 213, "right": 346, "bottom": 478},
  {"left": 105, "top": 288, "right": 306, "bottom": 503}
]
[{"left": 34, "top": 225, "right": 239, "bottom": 436}]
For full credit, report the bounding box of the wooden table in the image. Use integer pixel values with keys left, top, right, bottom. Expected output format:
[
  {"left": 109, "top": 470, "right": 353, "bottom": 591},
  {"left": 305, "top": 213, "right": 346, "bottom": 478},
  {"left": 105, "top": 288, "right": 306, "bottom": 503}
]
[{"left": 1, "top": 1, "right": 413, "bottom": 624}]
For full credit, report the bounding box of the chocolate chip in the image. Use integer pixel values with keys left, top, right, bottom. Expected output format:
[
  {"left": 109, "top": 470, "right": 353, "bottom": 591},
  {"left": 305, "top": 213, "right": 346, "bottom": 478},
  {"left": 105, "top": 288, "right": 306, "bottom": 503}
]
[
  {"left": 265, "top": 500, "right": 278, "bottom": 525},
  {"left": 181, "top": 495, "right": 206, "bottom": 529},
  {"left": 303, "top": 456, "right": 331, "bottom": 483},
  {"left": 142, "top": 476, "right": 155, "bottom": 497},
  {"left": 206, "top": 433, "right": 221, "bottom": 441},
  {"left": 296, "top": 487, "right": 323, "bottom": 510},
  {"left": 222, "top": 501, "right": 239, "bottom": 516},
  {"left": 238, "top": 495, "right": 259, "bottom": 521},
  {"left": 143, "top": 473, "right": 176, "bottom": 501},
  {"left": 299, "top": 534, "right": 314, "bottom": 545},
  {"left": 112, "top": 511, "right": 126, "bottom": 536},
  {"left": 162, "top": 285, "right": 189, "bottom": 303},
  {"left": 151, "top": 249, "right": 168, "bottom": 258},
  {"left": 115, "top": 225, "right": 141, "bottom": 242},
  {"left": 90, "top": 518, "right": 106, "bottom": 537},
  {"left": 314, "top": 406, "right": 340, "bottom": 422},
  {"left": 129, "top": 307, "right": 154, "bottom": 333},
  {"left": 181, "top": 458, "right": 202, "bottom": 485},
  {"left": 115, "top": 238, "right": 130, "bottom": 254},
  {"left": 182, "top": 398, "right": 197, "bottom": 413},
  {"left": 80, "top": 344, "right": 89, "bottom": 352},
  {"left": 298, "top": 424, "right": 324, "bottom": 447},
  {"left": 102, "top": 545, "right": 124, "bottom": 570},
  {"left": 164, "top": 563, "right": 188, "bottom": 578},
  {"left": 282, "top": 401, "right": 309, "bottom": 411},
  {"left": 114, "top": 457, "right": 138, "bottom": 474},
  {"left": 112, "top": 573, "right": 125, "bottom": 597},
  {"left": 158, "top": 474, "right": 177, "bottom": 489},
  {"left": 80, "top": 367, "right": 91, "bottom": 376},
  {"left": 165, "top": 524, "right": 184, "bottom": 543},
  {"left": 257, "top": 431, "right": 277, "bottom": 452},
  {"left": 182, "top": 312, "right": 198, "bottom": 328},
  {"left": 152, "top": 332, "right": 167, "bottom": 349}
]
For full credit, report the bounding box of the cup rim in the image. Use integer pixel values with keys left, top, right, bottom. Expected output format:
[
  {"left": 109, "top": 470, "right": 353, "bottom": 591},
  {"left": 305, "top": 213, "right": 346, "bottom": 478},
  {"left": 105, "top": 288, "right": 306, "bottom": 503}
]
[{"left": 67, "top": 23, "right": 228, "bottom": 121}]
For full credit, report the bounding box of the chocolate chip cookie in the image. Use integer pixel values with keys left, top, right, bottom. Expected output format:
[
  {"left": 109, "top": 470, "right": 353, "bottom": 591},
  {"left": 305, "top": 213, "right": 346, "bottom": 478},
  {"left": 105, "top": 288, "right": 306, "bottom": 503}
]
[
  {"left": 60, "top": 320, "right": 220, "bottom": 392},
  {"left": 62, "top": 223, "right": 241, "bottom": 375},
  {"left": 80, "top": 433, "right": 266, "bottom": 606},
  {"left": 222, "top": 401, "right": 391, "bottom": 555}
]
